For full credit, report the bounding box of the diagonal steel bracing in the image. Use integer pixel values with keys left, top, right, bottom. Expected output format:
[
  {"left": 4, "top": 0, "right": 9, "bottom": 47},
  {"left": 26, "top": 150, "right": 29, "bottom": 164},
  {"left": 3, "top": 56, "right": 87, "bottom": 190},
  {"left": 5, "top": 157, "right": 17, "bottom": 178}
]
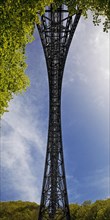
[{"left": 37, "top": 4, "right": 81, "bottom": 220}]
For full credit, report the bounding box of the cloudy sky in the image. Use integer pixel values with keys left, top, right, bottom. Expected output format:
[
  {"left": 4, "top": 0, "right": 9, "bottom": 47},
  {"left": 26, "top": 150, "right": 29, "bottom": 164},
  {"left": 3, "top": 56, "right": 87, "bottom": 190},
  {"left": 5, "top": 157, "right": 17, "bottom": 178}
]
[{"left": 1, "top": 12, "right": 109, "bottom": 204}]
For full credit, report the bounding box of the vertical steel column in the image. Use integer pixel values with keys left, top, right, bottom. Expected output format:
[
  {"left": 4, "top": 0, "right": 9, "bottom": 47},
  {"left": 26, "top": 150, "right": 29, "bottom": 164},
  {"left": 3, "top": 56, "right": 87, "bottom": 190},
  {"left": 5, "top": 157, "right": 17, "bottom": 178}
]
[{"left": 37, "top": 4, "right": 81, "bottom": 220}]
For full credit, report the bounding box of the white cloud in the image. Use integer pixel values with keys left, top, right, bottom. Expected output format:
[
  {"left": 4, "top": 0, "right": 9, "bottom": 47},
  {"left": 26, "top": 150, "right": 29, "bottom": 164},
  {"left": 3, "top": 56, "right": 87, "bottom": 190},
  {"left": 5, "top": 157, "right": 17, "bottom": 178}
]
[
  {"left": 1, "top": 26, "right": 48, "bottom": 203},
  {"left": 64, "top": 13, "right": 109, "bottom": 89},
  {"left": 1, "top": 93, "right": 46, "bottom": 202},
  {"left": 62, "top": 13, "right": 109, "bottom": 127}
]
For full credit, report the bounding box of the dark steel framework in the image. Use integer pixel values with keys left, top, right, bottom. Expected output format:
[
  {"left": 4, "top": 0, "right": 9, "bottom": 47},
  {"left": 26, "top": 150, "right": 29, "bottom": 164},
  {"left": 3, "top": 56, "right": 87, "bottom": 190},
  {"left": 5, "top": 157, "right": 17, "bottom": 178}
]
[{"left": 37, "top": 4, "right": 81, "bottom": 220}]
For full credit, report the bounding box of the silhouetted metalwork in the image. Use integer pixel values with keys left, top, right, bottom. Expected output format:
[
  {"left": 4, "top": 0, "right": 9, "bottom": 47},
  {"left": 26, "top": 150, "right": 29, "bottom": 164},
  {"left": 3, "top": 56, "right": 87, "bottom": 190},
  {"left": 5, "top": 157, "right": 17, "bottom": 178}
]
[{"left": 37, "top": 4, "right": 81, "bottom": 220}]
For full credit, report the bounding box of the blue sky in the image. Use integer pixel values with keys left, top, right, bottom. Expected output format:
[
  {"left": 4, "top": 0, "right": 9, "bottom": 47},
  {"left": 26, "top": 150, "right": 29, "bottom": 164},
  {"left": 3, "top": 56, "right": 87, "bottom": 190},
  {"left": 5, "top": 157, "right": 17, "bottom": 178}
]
[{"left": 1, "top": 13, "right": 109, "bottom": 204}]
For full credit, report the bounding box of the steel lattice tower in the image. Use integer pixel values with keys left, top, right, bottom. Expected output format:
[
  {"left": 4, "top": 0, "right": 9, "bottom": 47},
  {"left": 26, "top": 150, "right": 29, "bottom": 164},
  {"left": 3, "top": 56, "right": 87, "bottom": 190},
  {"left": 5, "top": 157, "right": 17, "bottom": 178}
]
[{"left": 37, "top": 4, "right": 81, "bottom": 220}]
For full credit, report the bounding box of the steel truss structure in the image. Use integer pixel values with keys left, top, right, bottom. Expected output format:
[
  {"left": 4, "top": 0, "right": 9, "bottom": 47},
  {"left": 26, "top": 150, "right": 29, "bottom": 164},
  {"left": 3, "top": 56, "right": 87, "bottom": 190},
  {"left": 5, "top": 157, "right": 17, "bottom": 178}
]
[{"left": 37, "top": 4, "right": 81, "bottom": 220}]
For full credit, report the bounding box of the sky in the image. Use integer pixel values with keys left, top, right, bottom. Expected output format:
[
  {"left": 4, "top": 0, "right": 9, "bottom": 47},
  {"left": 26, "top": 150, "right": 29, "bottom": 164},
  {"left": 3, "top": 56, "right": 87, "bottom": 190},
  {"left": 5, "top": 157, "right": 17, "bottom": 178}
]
[{"left": 1, "top": 12, "right": 110, "bottom": 205}]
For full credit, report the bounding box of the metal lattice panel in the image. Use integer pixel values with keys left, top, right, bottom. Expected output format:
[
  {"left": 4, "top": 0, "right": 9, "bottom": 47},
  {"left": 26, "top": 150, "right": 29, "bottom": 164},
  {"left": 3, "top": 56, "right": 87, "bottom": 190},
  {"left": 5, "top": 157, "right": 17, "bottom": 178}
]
[{"left": 37, "top": 4, "right": 81, "bottom": 220}]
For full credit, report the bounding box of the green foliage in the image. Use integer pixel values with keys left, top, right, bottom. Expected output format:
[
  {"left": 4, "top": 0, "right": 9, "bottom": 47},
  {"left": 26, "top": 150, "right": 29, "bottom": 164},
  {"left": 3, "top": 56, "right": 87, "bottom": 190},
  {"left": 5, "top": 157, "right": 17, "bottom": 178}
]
[
  {"left": 69, "top": 203, "right": 79, "bottom": 220},
  {"left": 0, "top": 199, "right": 110, "bottom": 220},
  {"left": 69, "top": 199, "right": 110, "bottom": 220},
  {"left": 82, "top": 200, "right": 92, "bottom": 206},
  {"left": 0, "top": 0, "right": 109, "bottom": 117},
  {"left": 0, "top": 201, "right": 39, "bottom": 220},
  {"left": 54, "top": 0, "right": 110, "bottom": 32},
  {"left": 0, "top": 0, "right": 53, "bottom": 117}
]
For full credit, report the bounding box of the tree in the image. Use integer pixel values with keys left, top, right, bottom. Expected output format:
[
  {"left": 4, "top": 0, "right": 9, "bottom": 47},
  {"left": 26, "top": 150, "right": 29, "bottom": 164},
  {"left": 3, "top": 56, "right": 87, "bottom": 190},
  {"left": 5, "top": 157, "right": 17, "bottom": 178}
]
[
  {"left": 69, "top": 203, "right": 80, "bottom": 220},
  {"left": 85, "top": 199, "right": 110, "bottom": 220},
  {"left": 0, "top": 0, "right": 109, "bottom": 117},
  {"left": 70, "top": 199, "right": 110, "bottom": 220},
  {"left": 0, "top": 201, "right": 39, "bottom": 220},
  {"left": 54, "top": 0, "right": 110, "bottom": 31},
  {"left": 82, "top": 200, "right": 92, "bottom": 206},
  {"left": 0, "top": 199, "right": 110, "bottom": 219},
  {"left": 0, "top": 0, "right": 53, "bottom": 117}
]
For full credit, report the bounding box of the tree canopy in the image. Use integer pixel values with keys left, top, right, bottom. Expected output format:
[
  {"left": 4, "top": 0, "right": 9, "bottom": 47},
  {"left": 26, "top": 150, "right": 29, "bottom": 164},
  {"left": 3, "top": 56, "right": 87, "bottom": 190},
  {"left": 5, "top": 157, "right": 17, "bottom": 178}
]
[
  {"left": 0, "top": 199, "right": 110, "bottom": 220},
  {"left": 0, "top": 0, "right": 53, "bottom": 117},
  {"left": 61, "top": 0, "right": 110, "bottom": 32},
  {"left": 0, "top": 0, "right": 109, "bottom": 116}
]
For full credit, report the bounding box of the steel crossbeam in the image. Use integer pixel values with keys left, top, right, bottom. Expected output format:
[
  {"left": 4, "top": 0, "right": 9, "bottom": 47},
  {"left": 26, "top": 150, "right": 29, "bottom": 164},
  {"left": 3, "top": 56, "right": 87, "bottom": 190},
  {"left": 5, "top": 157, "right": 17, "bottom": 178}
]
[{"left": 37, "top": 4, "right": 81, "bottom": 220}]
